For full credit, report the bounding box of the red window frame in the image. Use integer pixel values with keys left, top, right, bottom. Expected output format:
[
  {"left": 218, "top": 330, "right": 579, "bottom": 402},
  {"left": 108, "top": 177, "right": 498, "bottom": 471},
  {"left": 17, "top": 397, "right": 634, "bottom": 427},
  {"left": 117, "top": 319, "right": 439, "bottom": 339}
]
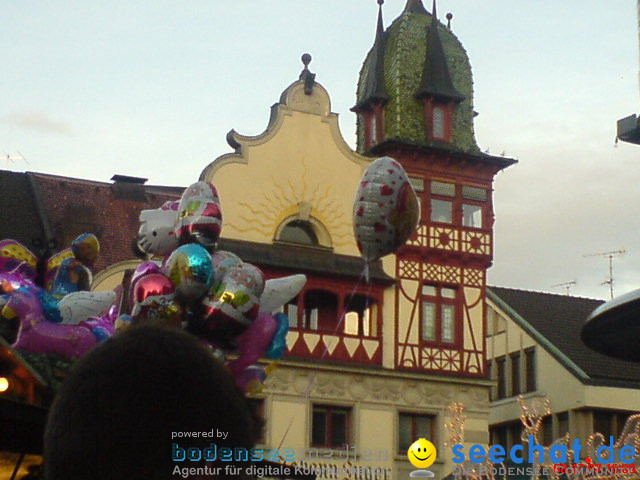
[
  {"left": 311, "top": 404, "right": 351, "bottom": 449},
  {"left": 398, "top": 413, "right": 435, "bottom": 453},
  {"left": 284, "top": 281, "right": 382, "bottom": 339},
  {"left": 364, "top": 103, "right": 385, "bottom": 149},
  {"left": 423, "top": 99, "right": 453, "bottom": 142},
  {"left": 420, "top": 284, "right": 461, "bottom": 347},
  {"left": 423, "top": 180, "right": 489, "bottom": 230}
]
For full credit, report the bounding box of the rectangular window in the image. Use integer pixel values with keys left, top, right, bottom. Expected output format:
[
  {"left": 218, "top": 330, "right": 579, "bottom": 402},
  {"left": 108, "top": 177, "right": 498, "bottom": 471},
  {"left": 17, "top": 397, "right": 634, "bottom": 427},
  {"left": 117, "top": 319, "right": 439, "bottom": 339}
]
[
  {"left": 409, "top": 177, "right": 425, "bottom": 193},
  {"left": 615, "top": 412, "right": 630, "bottom": 439},
  {"left": 441, "top": 304, "right": 455, "bottom": 343},
  {"left": 311, "top": 405, "right": 351, "bottom": 448},
  {"left": 510, "top": 353, "right": 521, "bottom": 396},
  {"left": 594, "top": 410, "right": 612, "bottom": 440},
  {"left": 286, "top": 301, "right": 298, "bottom": 329},
  {"left": 431, "top": 199, "right": 452, "bottom": 223},
  {"left": 462, "top": 185, "right": 487, "bottom": 202},
  {"left": 399, "top": 413, "right": 434, "bottom": 452},
  {"left": 431, "top": 181, "right": 455, "bottom": 197},
  {"left": 421, "top": 302, "right": 436, "bottom": 341},
  {"left": 462, "top": 203, "right": 483, "bottom": 228},
  {"left": 557, "top": 412, "right": 569, "bottom": 437},
  {"left": 344, "top": 295, "right": 378, "bottom": 337},
  {"left": 488, "top": 362, "right": 495, "bottom": 401},
  {"left": 508, "top": 422, "right": 522, "bottom": 451},
  {"left": 490, "top": 425, "right": 508, "bottom": 448},
  {"left": 421, "top": 285, "right": 458, "bottom": 344},
  {"left": 496, "top": 356, "right": 506, "bottom": 399},
  {"left": 541, "top": 416, "right": 553, "bottom": 446},
  {"left": 525, "top": 348, "right": 536, "bottom": 392},
  {"left": 432, "top": 107, "right": 446, "bottom": 139},
  {"left": 304, "top": 308, "right": 318, "bottom": 330}
]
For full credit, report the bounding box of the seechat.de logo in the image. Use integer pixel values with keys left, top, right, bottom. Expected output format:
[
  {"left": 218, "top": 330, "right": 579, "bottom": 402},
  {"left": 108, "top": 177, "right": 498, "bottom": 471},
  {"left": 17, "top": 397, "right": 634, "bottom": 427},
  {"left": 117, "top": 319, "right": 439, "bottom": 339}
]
[{"left": 408, "top": 438, "right": 436, "bottom": 478}]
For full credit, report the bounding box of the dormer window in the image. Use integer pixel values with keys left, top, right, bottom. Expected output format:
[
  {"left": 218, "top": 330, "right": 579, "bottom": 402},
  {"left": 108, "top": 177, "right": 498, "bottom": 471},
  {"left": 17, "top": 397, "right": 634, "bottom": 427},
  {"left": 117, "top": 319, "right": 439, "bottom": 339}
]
[
  {"left": 364, "top": 103, "right": 385, "bottom": 149},
  {"left": 424, "top": 100, "right": 452, "bottom": 142},
  {"left": 432, "top": 105, "right": 446, "bottom": 139}
]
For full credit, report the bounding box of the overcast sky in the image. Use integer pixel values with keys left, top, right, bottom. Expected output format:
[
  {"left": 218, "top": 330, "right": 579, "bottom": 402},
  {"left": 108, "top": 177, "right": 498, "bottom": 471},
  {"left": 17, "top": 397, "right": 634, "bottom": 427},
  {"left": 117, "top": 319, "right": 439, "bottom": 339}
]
[{"left": 2, "top": 1, "right": 640, "bottom": 300}]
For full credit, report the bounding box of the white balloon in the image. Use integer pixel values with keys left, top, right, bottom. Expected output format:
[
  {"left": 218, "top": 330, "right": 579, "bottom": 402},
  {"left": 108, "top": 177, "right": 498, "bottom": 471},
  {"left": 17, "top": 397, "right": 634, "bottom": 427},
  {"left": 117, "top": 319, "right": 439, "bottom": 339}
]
[
  {"left": 137, "top": 208, "right": 179, "bottom": 256},
  {"left": 259, "top": 274, "right": 307, "bottom": 313},
  {"left": 58, "top": 291, "right": 117, "bottom": 325}
]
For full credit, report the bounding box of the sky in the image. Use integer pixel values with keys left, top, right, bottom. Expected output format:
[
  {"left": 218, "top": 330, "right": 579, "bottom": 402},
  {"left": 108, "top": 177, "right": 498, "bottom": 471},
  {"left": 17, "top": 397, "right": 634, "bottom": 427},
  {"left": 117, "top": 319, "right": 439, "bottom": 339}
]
[{"left": 2, "top": 0, "right": 640, "bottom": 300}]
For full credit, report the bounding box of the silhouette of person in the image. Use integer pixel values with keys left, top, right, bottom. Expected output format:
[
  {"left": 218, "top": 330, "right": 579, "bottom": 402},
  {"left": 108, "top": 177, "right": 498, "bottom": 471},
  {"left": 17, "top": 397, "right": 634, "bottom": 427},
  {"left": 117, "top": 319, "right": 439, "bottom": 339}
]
[{"left": 44, "top": 325, "right": 262, "bottom": 479}]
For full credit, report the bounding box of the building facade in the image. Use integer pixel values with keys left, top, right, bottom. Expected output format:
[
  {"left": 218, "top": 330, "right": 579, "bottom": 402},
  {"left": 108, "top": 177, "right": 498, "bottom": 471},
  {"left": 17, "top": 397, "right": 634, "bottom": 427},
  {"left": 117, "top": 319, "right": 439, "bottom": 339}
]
[
  {"left": 1, "top": 1, "right": 522, "bottom": 478},
  {"left": 487, "top": 287, "right": 640, "bottom": 456},
  {"left": 196, "top": 1, "right": 514, "bottom": 477}
]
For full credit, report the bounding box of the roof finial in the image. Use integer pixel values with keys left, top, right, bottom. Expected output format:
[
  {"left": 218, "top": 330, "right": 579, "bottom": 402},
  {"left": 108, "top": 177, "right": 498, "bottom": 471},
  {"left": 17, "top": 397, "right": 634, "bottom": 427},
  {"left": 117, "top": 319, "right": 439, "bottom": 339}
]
[
  {"left": 299, "top": 53, "right": 316, "bottom": 95},
  {"left": 446, "top": 12, "right": 453, "bottom": 29},
  {"left": 376, "top": 0, "right": 384, "bottom": 36},
  {"left": 301, "top": 53, "right": 311, "bottom": 70}
]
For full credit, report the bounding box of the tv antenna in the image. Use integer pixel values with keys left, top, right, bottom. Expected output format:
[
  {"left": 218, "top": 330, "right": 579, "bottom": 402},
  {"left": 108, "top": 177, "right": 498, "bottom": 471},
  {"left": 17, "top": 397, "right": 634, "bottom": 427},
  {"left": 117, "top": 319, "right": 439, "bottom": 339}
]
[
  {"left": 3, "top": 150, "right": 29, "bottom": 169},
  {"left": 583, "top": 249, "right": 626, "bottom": 299},
  {"left": 551, "top": 281, "right": 576, "bottom": 296}
]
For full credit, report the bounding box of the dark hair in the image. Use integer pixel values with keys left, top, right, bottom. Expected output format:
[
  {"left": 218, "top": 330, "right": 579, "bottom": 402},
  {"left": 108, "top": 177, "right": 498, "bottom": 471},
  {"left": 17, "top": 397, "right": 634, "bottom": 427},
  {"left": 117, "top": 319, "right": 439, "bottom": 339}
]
[{"left": 44, "top": 325, "right": 262, "bottom": 480}]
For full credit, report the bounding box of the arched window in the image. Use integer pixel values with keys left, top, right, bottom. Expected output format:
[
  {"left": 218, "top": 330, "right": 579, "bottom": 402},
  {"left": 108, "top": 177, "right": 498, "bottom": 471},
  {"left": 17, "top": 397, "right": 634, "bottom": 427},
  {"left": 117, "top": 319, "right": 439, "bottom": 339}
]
[
  {"left": 278, "top": 220, "right": 318, "bottom": 246},
  {"left": 304, "top": 289, "right": 338, "bottom": 331},
  {"left": 344, "top": 295, "right": 378, "bottom": 337}
]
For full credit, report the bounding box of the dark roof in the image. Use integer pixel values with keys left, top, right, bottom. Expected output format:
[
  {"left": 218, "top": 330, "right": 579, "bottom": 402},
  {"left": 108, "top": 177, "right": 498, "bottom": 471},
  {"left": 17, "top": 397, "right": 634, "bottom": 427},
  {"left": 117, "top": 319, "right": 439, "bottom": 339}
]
[
  {"left": 370, "top": 138, "right": 517, "bottom": 171},
  {"left": 0, "top": 171, "right": 47, "bottom": 252},
  {"left": 218, "top": 238, "right": 394, "bottom": 284},
  {"left": 489, "top": 286, "right": 640, "bottom": 388},
  {"left": 416, "top": 11, "right": 465, "bottom": 103},
  {"left": 30, "top": 172, "right": 182, "bottom": 273},
  {"left": 352, "top": 2, "right": 388, "bottom": 110},
  {"left": 404, "top": 0, "right": 429, "bottom": 15}
]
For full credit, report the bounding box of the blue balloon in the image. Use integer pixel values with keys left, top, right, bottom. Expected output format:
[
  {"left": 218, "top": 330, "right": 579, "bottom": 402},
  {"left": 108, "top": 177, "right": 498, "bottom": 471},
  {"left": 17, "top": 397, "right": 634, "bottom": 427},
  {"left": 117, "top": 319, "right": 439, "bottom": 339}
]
[{"left": 266, "top": 313, "right": 289, "bottom": 359}]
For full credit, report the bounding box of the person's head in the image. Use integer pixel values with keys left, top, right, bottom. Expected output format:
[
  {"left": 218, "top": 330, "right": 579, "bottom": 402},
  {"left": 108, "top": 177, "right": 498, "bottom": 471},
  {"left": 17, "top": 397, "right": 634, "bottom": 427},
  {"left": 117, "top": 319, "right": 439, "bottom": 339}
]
[{"left": 44, "top": 325, "right": 262, "bottom": 480}]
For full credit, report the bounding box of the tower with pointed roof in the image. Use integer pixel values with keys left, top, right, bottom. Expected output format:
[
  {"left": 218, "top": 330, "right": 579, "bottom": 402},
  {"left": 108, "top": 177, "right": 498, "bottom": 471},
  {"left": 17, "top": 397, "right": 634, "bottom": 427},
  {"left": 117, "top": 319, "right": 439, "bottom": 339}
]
[{"left": 355, "top": 0, "right": 516, "bottom": 376}]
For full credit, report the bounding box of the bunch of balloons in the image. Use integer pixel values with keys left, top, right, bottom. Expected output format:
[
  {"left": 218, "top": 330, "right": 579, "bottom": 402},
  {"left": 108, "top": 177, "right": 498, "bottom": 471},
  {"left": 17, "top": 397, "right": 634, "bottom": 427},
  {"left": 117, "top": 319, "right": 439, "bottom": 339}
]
[
  {"left": 0, "top": 234, "right": 119, "bottom": 358},
  {"left": 130, "top": 181, "right": 305, "bottom": 393}
]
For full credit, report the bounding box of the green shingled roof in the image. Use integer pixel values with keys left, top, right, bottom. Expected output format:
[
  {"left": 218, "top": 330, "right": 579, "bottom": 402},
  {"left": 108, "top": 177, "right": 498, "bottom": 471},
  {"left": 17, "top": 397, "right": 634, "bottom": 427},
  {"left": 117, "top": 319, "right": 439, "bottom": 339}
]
[{"left": 356, "top": 2, "right": 479, "bottom": 154}]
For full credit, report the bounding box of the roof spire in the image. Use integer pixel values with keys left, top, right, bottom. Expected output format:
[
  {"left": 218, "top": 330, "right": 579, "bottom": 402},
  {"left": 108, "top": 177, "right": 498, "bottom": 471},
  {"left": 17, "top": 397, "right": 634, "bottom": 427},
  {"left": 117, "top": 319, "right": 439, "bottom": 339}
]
[
  {"left": 352, "top": 0, "right": 389, "bottom": 111},
  {"left": 415, "top": 8, "right": 465, "bottom": 103},
  {"left": 377, "top": 0, "right": 384, "bottom": 37},
  {"left": 404, "top": 0, "right": 428, "bottom": 15},
  {"left": 431, "top": 0, "right": 437, "bottom": 19}
]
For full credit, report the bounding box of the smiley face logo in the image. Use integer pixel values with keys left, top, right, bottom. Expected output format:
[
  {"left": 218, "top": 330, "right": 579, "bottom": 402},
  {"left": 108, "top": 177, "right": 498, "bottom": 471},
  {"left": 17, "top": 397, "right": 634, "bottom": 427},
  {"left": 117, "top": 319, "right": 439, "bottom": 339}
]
[{"left": 407, "top": 438, "right": 436, "bottom": 469}]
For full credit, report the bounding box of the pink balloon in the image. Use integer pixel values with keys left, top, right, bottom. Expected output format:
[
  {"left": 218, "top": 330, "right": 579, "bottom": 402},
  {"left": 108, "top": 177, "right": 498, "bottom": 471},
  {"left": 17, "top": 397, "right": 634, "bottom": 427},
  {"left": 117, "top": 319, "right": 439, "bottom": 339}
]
[
  {"left": 130, "top": 273, "right": 182, "bottom": 327},
  {"left": 5, "top": 286, "right": 112, "bottom": 358},
  {"left": 228, "top": 312, "right": 278, "bottom": 376}
]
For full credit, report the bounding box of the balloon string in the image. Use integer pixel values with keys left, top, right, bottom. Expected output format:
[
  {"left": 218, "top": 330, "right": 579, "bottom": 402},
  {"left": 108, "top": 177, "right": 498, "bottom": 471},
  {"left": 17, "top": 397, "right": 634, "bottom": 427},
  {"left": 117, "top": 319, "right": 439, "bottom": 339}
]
[{"left": 276, "top": 266, "right": 372, "bottom": 451}]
